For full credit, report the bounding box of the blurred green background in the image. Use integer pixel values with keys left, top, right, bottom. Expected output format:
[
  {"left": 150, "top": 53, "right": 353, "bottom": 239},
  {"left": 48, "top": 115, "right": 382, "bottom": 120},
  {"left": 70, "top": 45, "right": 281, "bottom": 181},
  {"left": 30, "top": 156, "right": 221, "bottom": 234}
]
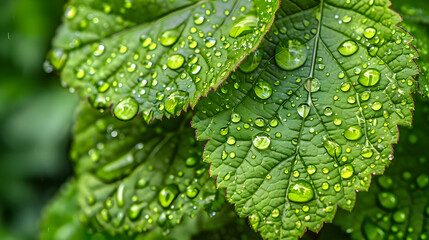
[
  {"left": 0, "top": 0, "right": 78, "bottom": 239},
  {"left": 0, "top": 0, "right": 428, "bottom": 240}
]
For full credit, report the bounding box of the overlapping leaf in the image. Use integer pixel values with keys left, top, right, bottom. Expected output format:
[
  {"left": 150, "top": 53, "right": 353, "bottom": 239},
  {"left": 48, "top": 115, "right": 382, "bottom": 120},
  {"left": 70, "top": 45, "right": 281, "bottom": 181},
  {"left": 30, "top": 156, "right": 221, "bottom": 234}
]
[
  {"left": 71, "top": 102, "right": 221, "bottom": 235},
  {"left": 192, "top": 0, "right": 418, "bottom": 239},
  {"left": 333, "top": 98, "right": 429, "bottom": 240},
  {"left": 48, "top": 0, "right": 279, "bottom": 122}
]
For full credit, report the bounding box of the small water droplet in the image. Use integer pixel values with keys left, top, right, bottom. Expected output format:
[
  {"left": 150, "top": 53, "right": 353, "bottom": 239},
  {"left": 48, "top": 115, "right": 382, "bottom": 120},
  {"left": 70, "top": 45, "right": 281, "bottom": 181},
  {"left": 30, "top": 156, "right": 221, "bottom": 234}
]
[
  {"left": 304, "top": 78, "right": 321, "bottom": 93},
  {"left": 297, "top": 103, "right": 310, "bottom": 118},
  {"left": 164, "top": 90, "right": 188, "bottom": 115},
  {"left": 377, "top": 192, "right": 398, "bottom": 210},
  {"left": 254, "top": 81, "right": 273, "bottom": 99},
  {"left": 186, "top": 186, "right": 199, "bottom": 199},
  {"left": 159, "top": 29, "right": 180, "bottom": 46},
  {"left": 364, "top": 27, "right": 377, "bottom": 39},
  {"left": 323, "top": 139, "right": 342, "bottom": 158},
  {"left": 158, "top": 185, "right": 179, "bottom": 208},
  {"left": 340, "top": 164, "right": 354, "bottom": 179},
  {"left": 205, "top": 37, "right": 216, "bottom": 48},
  {"left": 362, "top": 220, "right": 386, "bottom": 240}
]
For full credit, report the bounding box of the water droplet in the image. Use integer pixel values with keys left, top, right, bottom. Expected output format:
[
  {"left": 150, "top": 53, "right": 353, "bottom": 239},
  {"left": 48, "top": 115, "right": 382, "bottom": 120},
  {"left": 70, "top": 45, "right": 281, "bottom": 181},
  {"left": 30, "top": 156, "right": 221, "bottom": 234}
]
[
  {"left": 159, "top": 29, "right": 180, "bottom": 46},
  {"left": 249, "top": 214, "right": 260, "bottom": 230},
  {"left": 378, "top": 176, "right": 393, "bottom": 189},
  {"left": 231, "top": 113, "right": 241, "bottom": 123},
  {"left": 239, "top": 50, "right": 262, "bottom": 73},
  {"left": 417, "top": 174, "right": 429, "bottom": 188},
  {"left": 49, "top": 48, "right": 68, "bottom": 70},
  {"left": 297, "top": 103, "right": 310, "bottom": 118},
  {"left": 167, "top": 54, "right": 185, "bottom": 70},
  {"left": 158, "top": 185, "right": 179, "bottom": 208},
  {"left": 117, "top": 184, "right": 125, "bottom": 207},
  {"left": 65, "top": 6, "right": 77, "bottom": 19},
  {"left": 323, "top": 107, "right": 333, "bottom": 116},
  {"left": 304, "top": 78, "right": 321, "bottom": 93},
  {"left": 205, "top": 37, "right": 216, "bottom": 48},
  {"left": 362, "top": 220, "right": 386, "bottom": 240},
  {"left": 185, "top": 156, "right": 198, "bottom": 167},
  {"left": 340, "top": 164, "right": 354, "bottom": 179},
  {"left": 364, "top": 27, "right": 377, "bottom": 39},
  {"left": 219, "top": 127, "right": 229, "bottom": 136},
  {"left": 275, "top": 39, "right": 308, "bottom": 71},
  {"left": 360, "top": 147, "right": 373, "bottom": 158},
  {"left": 344, "top": 125, "right": 362, "bottom": 141},
  {"left": 377, "top": 192, "right": 398, "bottom": 210},
  {"left": 165, "top": 90, "right": 188, "bottom": 115},
  {"left": 186, "top": 186, "right": 199, "bottom": 199},
  {"left": 252, "top": 132, "right": 271, "bottom": 150},
  {"left": 254, "top": 118, "right": 266, "bottom": 127},
  {"left": 358, "top": 69, "right": 381, "bottom": 87},
  {"left": 136, "top": 178, "right": 148, "bottom": 188},
  {"left": 254, "top": 81, "right": 272, "bottom": 99},
  {"left": 271, "top": 208, "right": 280, "bottom": 218},
  {"left": 100, "top": 208, "right": 110, "bottom": 222},
  {"left": 287, "top": 180, "right": 314, "bottom": 203},
  {"left": 113, "top": 97, "right": 139, "bottom": 121},
  {"left": 323, "top": 139, "right": 342, "bottom": 158},
  {"left": 194, "top": 15, "right": 204, "bottom": 25},
  {"left": 338, "top": 40, "right": 358, "bottom": 56},
  {"left": 128, "top": 203, "right": 144, "bottom": 220},
  {"left": 229, "top": 15, "right": 258, "bottom": 38},
  {"left": 393, "top": 210, "right": 406, "bottom": 223},
  {"left": 307, "top": 165, "right": 316, "bottom": 175}
]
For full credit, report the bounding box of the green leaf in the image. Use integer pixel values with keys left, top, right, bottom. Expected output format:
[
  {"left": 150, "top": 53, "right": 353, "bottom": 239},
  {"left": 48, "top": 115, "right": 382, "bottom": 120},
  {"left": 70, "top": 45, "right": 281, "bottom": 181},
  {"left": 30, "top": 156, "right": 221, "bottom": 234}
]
[
  {"left": 390, "top": 0, "right": 429, "bottom": 97},
  {"left": 48, "top": 0, "right": 279, "bottom": 121},
  {"left": 40, "top": 180, "right": 123, "bottom": 240},
  {"left": 333, "top": 97, "right": 429, "bottom": 240},
  {"left": 192, "top": 0, "right": 418, "bottom": 239},
  {"left": 71, "top": 102, "right": 221, "bottom": 235}
]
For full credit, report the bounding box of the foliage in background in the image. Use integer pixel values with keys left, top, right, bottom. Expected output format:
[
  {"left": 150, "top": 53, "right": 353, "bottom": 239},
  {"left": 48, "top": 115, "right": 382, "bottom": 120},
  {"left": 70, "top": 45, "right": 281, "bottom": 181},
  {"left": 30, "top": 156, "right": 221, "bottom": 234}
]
[{"left": 2, "top": 0, "right": 429, "bottom": 239}]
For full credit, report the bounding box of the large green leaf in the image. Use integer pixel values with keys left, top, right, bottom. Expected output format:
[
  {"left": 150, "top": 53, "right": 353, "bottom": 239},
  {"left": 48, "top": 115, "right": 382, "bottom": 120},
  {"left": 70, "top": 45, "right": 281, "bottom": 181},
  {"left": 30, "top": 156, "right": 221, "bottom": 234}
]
[
  {"left": 333, "top": 97, "right": 429, "bottom": 240},
  {"left": 71, "top": 103, "right": 221, "bottom": 235},
  {"left": 192, "top": 0, "right": 418, "bottom": 239},
  {"left": 47, "top": 0, "right": 279, "bottom": 121}
]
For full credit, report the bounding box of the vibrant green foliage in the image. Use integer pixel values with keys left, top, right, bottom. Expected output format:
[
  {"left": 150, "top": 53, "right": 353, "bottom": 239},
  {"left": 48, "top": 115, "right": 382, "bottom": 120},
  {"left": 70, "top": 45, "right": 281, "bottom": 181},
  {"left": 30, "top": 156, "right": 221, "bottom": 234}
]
[
  {"left": 48, "top": 0, "right": 279, "bottom": 121},
  {"left": 333, "top": 98, "right": 429, "bottom": 240},
  {"left": 39, "top": 0, "right": 429, "bottom": 239},
  {"left": 192, "top": 0, "right": 418, "bottom": 239},
  {"left": 71, "top": 103, "right": 221, "bottom": 235}
]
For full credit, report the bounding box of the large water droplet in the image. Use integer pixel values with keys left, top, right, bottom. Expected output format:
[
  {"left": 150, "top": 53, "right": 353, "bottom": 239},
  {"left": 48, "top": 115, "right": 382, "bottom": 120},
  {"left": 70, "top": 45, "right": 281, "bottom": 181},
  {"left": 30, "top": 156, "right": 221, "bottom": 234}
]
[
  {"left": 159, "top": 185, "right": 179, "bottom": 208},
  {"left": 358, "top": 69, "right": 381, "bottom": 87},
  {"left": 287, "top": 180, "right": 314, "bottom": 203},
  {"left": 254, "top": 81, "right": 272, "bottom": 99},
  {"left": 239, "top": 50, "right": 263, "bottom": 73},
  {"left": 275, "top": 39, "right": 307, "bottom": 71},
  {"left": 297, "top": 103, "right": 310, "bottom": 118},
  {"left": 229, "top": 15, "right": 258, "bottom": 38},
  {"left": 377, "top": 192, "right": 398, "bottom": 210},
  {"left": 338, "top": 40, "right": 358, "bottom": 56},
  {"left": 340, "top": 164, "right": 354, "bottom": 179},
  {"left": 392, "top": 210, "right": 406, "bottom": 223},
  {"left": 249, "top": 214, "right": 260, "bottom": 230},
  {"left": 159, "top": 29, "right": 180, "bottom": 46},
  {"left": 344, "top": 125, "right": 362, "bottom": 141},
  {"left": 167, "top": 54, "right": 185, "bottom": 70},
  {"left": 323, "top": 139, "right": 342, "bottom": 158},
  {"left": 164, "top": 91, "right": 188, "bottom": 115},
  {"left": 252, "top": 132, "right": 271, "bottom": 150},
  {"left": 113, "top": 97, "right": 139, "bottom": 121}
]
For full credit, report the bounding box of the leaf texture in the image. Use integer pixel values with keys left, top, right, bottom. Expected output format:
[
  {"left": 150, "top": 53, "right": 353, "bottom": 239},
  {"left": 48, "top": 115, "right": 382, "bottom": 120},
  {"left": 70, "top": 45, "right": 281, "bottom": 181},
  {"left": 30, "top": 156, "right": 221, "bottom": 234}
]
[
  {"left": 48, "top": 0, "right": 279, "bottom": 121},
  {"left": 192, "top": 0, "right": 418, "bottom": 239},
  {"left": 71, "top": 102, "right": 221, "bottom": 235}
]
